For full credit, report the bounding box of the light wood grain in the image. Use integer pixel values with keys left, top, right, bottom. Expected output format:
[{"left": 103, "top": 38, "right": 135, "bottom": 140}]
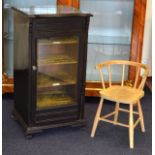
[
  {"left": 91, "top": 97, "right": 104, "bottom": 138},
  {"left": 137, "top": 100, "right": 145, "bottom": 132},
  {"left": 121, "top": 64, "right": 125, "bottom": 87},
  {"left": 91, "top": 60, "right": 149, "bottom": 148},
  {"left": 134, "top": 66, "right": 140, "bottom": 88},
  {"left": 114, "top": 102, "right": 119, "bottom": 125},
  {"left": 99, "top": 69, "right": 105, "bottom": 89},
  {"left": 99, "top": 86, "right": 144, "bottom": 104},
  {"left": 129, "top": 104, "right": 134, "bottom": 149},
  {"left": 119, "top": 108, "right": 138, "bottom": 115},
  {"left": 108, "top": 64, "right": 111, "bottom": 87}
]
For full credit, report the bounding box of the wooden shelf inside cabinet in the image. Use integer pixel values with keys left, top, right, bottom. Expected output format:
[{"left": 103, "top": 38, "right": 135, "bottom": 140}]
[
  {"left": 38, "top": 55, "right": 78, "bottom": 66},
  {"left": 39, "top": 37, "right": 78, "bottom": 45},
  {"left": 37, "top": 90, "right": 76, "bottom": 110},
  {"left": 37, "top": 72, "right": 76, "bottom": 89}
]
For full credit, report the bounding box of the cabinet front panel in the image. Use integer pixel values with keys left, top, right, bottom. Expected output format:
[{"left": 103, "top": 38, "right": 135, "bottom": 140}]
[
  {"left": 34, "top": 17, "right": 84, "bottom": 37},
  {"left": 36, "top": 36, "right": 79, "bottom": 111}
]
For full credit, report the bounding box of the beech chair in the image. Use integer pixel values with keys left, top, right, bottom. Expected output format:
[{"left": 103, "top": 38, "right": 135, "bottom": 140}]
[{"left": 90, "top": 60, "right": 149, "bottom": 149}]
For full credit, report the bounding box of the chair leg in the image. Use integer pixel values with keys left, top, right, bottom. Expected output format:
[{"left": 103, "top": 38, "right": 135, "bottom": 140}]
[
  {"left": 114, "top": 102, "right": 119, "bottom": 125},
  {"left": 137, "top": 100, "right": 145, "bottom": 132},
  {"left": 129, "top": 104, "right": 134, "bottom": 149},
  {"left": 91, "top": 97, "right": 104, "bottom": 138}
]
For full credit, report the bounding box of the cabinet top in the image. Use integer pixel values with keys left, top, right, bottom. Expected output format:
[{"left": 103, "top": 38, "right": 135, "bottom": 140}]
[{"left": 12, "top": 5, "right": 92, "bottom": 18}]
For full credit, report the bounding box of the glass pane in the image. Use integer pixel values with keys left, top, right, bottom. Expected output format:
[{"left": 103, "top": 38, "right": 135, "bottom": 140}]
[
  {"left": 3, "top": 0, "right": 57, "bottom": 78},
  {"left": 4, "top": 2, "right": 14, "bottom": 78},
  {"left": 36, "top": 36, "right": 79, "bottom": 110},
  {"left": 81, "top": 0, "right": 134, "bottom": 81}
]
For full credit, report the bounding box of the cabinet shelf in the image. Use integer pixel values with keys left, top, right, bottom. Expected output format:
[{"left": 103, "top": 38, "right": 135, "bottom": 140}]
[
  {"left": 38, "top": 37, "right": 78, "bottom": 45},
  {"left": 37, "top": 72, "right": 76, "bottom": 89},
  {"left": 37, "top": 90, "right": 75, "bottom": 110},
  {"left": 38, "top": 55, "right": 77, "bottom": 65}
]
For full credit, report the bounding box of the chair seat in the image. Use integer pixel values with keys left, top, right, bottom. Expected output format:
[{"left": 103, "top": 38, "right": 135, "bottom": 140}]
[{"left": 99, "top": 85, "right": 144, "bottom": 104}]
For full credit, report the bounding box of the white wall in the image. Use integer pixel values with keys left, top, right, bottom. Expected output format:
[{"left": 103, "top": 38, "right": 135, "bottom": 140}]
[{"left": 142, "top": 0, "right": 152, "bottom": 76}]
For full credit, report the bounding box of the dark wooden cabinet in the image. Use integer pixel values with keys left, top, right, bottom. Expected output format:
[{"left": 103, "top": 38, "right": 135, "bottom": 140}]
[{"left": 12, "top": 6, "right": 91, "bottom": 137}]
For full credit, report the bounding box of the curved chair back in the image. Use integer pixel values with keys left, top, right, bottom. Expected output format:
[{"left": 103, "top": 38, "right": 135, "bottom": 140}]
[{"left": 96, "top": 60, "right": 149, "bottom": 90}]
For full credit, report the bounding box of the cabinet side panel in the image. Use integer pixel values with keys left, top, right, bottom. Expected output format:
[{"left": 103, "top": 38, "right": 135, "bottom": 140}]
[
  {"left": 13, "top": 11, "right": 30, "bottom": 124},
  {"left": 78, "top": 16, "right": 90, "bottom": 119}
]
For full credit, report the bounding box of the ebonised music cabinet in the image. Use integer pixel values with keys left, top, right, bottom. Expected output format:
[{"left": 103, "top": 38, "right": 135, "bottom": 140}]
[{"left": 12, "top": 5, "right": 91, "bottom": 137}]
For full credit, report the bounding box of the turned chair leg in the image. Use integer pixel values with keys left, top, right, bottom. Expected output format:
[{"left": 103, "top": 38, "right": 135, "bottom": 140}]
[
  {"left": 129, "top": 104, "right": 134, "bottom": 149},
  {"left": 91, "top": 97, "right": 104, "bottom": 138},
  {"left": 114, "top": 102, "right": 119, "bottom": 125},
  {"left": 137, "top": 100, "right": 145, "bottom": 132}
]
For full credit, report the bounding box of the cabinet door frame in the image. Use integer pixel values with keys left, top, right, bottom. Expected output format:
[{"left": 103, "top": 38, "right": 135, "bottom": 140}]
[
  {"left": 85, "top": 0, "right": 147, "bottom": 96},
  {"left": 30, "top": 20, "right": 87, "bottom": 123}
]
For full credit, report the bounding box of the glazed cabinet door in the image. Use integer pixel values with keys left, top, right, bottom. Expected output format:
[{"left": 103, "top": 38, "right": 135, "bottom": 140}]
[
  {"left": 32, "top": 33, "right": 83, "bottom": 124},
  {"left": 28, "top": 16, "right": 87, "bottom": 125},
  {"left": 36, "top": 36, "right": 79, "bottom": 110}
]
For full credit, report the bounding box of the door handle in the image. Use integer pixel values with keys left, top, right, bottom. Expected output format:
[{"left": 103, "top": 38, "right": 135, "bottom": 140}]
[{"left": 32, "top": 65, "right": 37, "bottom": 71}]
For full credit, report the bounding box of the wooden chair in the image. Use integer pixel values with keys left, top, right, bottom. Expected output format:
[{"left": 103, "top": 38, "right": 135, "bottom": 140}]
[{"left": 90, "top": 60, "right": 149, "bottom": 149}]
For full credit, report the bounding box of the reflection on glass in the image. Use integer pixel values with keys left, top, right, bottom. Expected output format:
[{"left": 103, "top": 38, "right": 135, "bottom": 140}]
[
  {"left": 4, "top": 3, "right": 14, "bottom": 77},
  {"left": 37, "top": 36, "right": 79, "bottom": 110}
]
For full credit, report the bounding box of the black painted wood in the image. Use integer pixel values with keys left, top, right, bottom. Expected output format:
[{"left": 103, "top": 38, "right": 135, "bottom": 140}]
[{"left": 13, "top": 6, "right": 91, "bottom": 136}]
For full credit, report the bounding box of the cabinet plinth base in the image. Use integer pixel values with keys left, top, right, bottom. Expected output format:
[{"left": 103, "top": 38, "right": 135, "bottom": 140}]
[{"left": 12, "top": 109, "right": 86, "bottom": 137}]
